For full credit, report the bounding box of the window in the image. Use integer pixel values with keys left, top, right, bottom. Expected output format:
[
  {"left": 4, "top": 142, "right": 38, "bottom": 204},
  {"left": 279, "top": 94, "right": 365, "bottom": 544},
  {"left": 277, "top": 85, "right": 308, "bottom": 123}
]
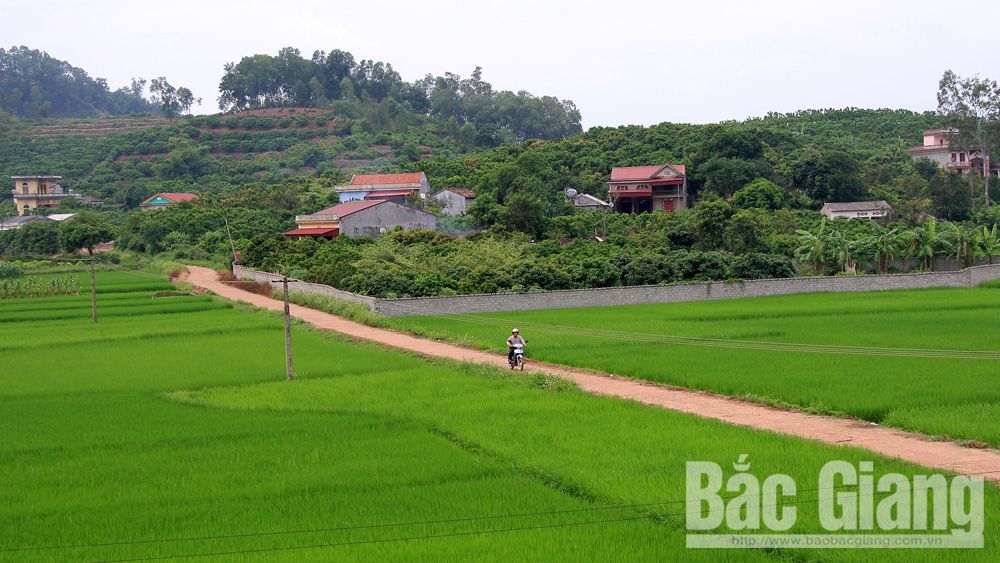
[
  {"left": 960, "top": 153, "right": 966, "bottom": 163},
  {"left": 951, "top": 153, "right": 958, "bottom": 162},
  {"left": 21, "top": 182, "right": 28, "bottom": 194}
]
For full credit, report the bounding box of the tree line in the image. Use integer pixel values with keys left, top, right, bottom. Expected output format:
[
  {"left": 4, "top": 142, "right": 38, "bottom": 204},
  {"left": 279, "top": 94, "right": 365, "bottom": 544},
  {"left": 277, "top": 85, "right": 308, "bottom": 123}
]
[
  {"left": 218, "top": 47, "right": 582, "bottom": 145},
  {"left": 0, "top": 46, "right": 198, "bottom": 118}
]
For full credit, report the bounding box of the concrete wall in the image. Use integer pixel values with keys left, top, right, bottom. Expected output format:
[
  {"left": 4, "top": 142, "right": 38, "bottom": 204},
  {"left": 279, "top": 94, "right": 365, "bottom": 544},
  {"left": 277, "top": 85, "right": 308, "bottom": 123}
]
[
  {"left": 434, "top": 191, "right": 471, "bottom": 216},
  {"left": 232, "top": 264, "right": 377, "bottom": 308},
  {"left": 232, "top": 264, "right": 1000, "bottom": 318},
  {"left": 340, "top": 202, "right": 437, "bottom": 238}
]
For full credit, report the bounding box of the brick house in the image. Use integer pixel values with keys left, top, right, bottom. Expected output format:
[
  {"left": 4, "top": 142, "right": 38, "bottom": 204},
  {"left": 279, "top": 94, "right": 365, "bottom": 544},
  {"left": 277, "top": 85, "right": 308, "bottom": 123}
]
[{"left": 607, "top": 164, "right": 687, "bottom": 213}]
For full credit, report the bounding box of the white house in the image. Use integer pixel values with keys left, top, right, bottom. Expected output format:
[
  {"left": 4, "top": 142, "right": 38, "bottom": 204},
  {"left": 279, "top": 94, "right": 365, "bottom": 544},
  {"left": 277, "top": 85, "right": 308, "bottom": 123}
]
[{"left": 820, "top": 201, "right": 892, "bottom": 220}]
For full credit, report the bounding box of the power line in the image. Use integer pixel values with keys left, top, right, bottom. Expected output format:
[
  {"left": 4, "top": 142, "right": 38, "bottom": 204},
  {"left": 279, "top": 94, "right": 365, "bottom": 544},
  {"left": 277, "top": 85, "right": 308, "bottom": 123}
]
[
  {"left": 90, "top": 513, "right": 654, "bottom": 563},
  {"left": 7, "top": 468, "right": 996, "bottom": 556},
  {"left": 86, "top": 478, "right": 997, "bottom": 563}
]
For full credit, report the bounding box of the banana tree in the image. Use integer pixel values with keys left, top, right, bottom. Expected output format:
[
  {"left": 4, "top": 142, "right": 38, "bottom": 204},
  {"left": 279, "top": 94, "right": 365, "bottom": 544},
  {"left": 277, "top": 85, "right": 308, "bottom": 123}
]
[
  {"left": 906, "top": 219, "right": 951, "bottom": 271},
  {"left": 944, "top": 222, "right": 982, "bottom": 268},
  {"left": 982, "top": 224, "right": 1000, "bottom": 265},
  {"left": 867, "top": 223, "right": 903, "bottom": 274},
  {"left": 794, "top": 218, "right": 827, "bottom": 274},
  {"left": 825, "top": 229, "right": 855, "bottom": 273}
]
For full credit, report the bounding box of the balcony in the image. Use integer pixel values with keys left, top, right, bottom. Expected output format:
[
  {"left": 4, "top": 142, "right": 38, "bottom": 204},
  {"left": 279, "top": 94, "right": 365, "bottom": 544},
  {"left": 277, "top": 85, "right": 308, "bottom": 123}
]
[
  {"left": 294, "top": 213, "right": 341, "bottom": 223},
  {"left": 12, "top": 190, "right": 75, "bottom": 200}
]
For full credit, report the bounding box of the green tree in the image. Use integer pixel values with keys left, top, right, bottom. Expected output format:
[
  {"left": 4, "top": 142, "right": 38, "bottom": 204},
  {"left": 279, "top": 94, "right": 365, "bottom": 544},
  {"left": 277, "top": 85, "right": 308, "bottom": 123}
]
[
  {"left": 794, "top": 219, "right": 828, "bottom": 274},
  {"left": 11, "top": 221, "right": 60, "bottom": 256},
  {"left": 866, "top": 223, "right": 903, "bottom": 274},
  {"left": 150, "top": 77, "right": 199, "bottom": 117},
  {"left": 731, "top": 178, "right": 787, "bottom": 210},
  {"left": 981, "top": 224, "right": 1000, "bottom": 264},
  {"left": 937, "top": 70, "right": 1000, "bottom": 205},
  {"left": 905, "top": 219, "right": 950, "bottom": 271},
  {"left": 724, "top": 208, "right": 774, "bottom": 254},
  {"left": 57, "top": 212, "right": 116, "bottom": 255},
  {"left": 690, "top": 195, "right": 733, "bottom": 250},
  {"left": 928, "top": 171, "right": 973, "bottom": 220},
  {"left": 155, "top": 137, "right": 217, "bottom": 179},
  {"left": 789, "top": 146, "right": 863, "bottom": 202},
  {"left": 943, "top": 222, "right": 982, "bottom": 268}
]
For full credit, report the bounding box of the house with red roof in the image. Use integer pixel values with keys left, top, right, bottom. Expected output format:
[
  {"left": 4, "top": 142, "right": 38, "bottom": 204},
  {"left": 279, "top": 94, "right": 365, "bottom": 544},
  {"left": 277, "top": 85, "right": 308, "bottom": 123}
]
[
  {"left": 607, "top": 164, "right": 687, "bottom": 213},
  {"left": 335, "top": 172, "right": 430, "bottom": 203},
  {"left": 285, "top": 199, "right": 437, "bottom": 239},
  {"left": 139, "top": 192, "right": 199, "bottom": 210}
]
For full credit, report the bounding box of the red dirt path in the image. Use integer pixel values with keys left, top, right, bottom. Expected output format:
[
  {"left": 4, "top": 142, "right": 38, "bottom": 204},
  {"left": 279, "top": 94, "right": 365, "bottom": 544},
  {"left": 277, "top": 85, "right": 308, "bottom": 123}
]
[{"left": 187, "top": 266, "right": 1000, "bottom": 482}]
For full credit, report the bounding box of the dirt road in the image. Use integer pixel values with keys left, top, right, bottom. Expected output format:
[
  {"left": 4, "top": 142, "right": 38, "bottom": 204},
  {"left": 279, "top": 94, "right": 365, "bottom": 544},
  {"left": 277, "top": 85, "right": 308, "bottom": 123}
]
[{"left": 187, "top": 266, "right": 1000, "bottom": 481}]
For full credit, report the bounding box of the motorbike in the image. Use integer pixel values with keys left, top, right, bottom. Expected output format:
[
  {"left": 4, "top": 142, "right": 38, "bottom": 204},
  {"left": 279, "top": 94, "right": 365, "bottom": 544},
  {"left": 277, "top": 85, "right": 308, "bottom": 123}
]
[{"left": 508, "top": 345, "right": 525, "bottom": 370}]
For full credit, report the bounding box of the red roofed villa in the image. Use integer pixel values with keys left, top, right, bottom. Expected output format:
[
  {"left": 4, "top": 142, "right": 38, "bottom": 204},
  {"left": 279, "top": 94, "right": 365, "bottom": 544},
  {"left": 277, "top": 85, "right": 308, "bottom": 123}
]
[
  {"left": 608, "top": 164, "right": 687, "bottom": 213},
  {"left": 286, "top": 199, "right": 436, "bottom": 239},
  {"left": 335, "top": 172, "right": 431, "bottom": 204},
  {"left": 140, "top": 192, "right": 199, "bottom": 210}
]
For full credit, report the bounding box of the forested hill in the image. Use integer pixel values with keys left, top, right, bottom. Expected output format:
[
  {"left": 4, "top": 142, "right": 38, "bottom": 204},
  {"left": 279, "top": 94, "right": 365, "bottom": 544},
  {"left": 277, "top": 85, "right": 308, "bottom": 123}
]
[
  {"left": 217, "top": 47, "right": 583, "bottom": 145},
  {"left": 0, "top": 47, "right": 154, "bottom": 118},
  {"left": 0, "top": 105, "right": 940, "bottom": 216}
]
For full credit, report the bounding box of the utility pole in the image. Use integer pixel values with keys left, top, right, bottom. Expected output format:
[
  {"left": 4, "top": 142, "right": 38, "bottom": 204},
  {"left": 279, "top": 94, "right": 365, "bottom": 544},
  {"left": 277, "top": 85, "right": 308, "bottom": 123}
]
[
  {"left": 278, "top": 276, "right": 295, "bottom": 380},
  {"left": 89, "top": 258, "right": 98, "bottom": 323},
  {"left": 224, "top": 217, "right": 238, "bottom": 264},
  {"left": 986, "top": 153, "right": 992, "bottom": 207}
]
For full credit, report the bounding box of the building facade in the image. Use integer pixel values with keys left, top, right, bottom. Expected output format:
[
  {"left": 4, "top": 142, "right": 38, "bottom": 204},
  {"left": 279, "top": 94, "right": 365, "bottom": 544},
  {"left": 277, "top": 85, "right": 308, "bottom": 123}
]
[
  {"left": 607, "top": 164, "right": 687, "bottom": 213},
  {"left": 11, "top": 175, "right": 77, "bottom": 215},
  {"left": 820, "top": 200, "right": 892, "bottom": 220},
  {"left": 334, "top": 172, "right": 431, "bottom": 203},
  {"left": 287, "top": 200, "right": 437, "bottom": 239},
  {"left": 433, "top": 188, "right": 476, "bottom": 216},
  {"left": 906, "top": 129, "right": 1000, "bottom": 177}
]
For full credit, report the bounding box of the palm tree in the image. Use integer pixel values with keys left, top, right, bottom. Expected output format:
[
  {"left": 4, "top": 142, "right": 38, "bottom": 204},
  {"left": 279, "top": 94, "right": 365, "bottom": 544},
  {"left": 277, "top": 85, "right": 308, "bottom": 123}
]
[
  {"left": 906, "top": 219, "right": 951, "bottom": 271},
  {"left": 981, "top": 224, "right": 1000, "bottom": 265},
  {"left": 795, "top": 219, "right": 827, "bottom": 274}
]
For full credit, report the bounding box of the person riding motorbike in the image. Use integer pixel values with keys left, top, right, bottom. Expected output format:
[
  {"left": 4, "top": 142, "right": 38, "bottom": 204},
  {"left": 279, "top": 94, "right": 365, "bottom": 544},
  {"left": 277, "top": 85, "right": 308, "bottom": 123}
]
[{"left": 507, "top": 328, "right": 526, "bottom": 363}]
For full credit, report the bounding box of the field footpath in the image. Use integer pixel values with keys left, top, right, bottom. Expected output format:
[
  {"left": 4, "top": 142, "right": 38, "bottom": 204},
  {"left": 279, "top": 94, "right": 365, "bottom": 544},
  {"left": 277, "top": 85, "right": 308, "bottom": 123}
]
[{"left": 187, "top": 266, "right": 1000, "bottom": 482}]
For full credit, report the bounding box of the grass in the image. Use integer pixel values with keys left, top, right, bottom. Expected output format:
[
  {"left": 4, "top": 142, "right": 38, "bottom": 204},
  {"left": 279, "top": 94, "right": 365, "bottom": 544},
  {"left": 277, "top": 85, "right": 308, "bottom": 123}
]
[
  {"left": 385, "top": 286, "right": 1000, "bottom": 447},
  {"left": 1, "top": 272, "right": 998, "bottom": 561}
]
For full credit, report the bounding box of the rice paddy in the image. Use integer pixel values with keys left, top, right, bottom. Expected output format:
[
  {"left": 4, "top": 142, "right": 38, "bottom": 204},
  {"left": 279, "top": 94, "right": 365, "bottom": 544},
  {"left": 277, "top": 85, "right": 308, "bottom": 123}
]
[
  {"left": 1, "top": 270, "right": 998, "bottom": 561},
  {"left": 388, "top": 286, "right": 1000, "bottom": 447}
]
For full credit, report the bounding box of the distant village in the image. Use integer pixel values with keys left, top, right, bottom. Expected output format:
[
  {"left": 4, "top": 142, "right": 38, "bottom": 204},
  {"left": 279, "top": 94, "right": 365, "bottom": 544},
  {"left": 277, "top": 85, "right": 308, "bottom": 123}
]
[{"left": 7, "top": 128, "right": 1000, "bottom": 237}]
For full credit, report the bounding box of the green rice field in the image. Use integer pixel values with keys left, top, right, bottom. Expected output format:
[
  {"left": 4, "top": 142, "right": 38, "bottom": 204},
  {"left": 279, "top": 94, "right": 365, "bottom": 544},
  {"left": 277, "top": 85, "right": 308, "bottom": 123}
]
[
  {"left": 389, "top": 286, "right": 1000, "bottom": 447},
  {"left": 1, "top": 270, "right": 998, "bottom": 561}
]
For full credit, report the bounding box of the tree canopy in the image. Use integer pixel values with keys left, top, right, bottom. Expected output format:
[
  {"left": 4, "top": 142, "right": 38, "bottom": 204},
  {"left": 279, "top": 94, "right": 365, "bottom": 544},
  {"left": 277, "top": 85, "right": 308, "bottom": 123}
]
[
  {"left": 218, "top": 47, "right": 582, "bottom": 144},
  {"left": 0, "top": 46, "right": 197, "bottom": 118}
]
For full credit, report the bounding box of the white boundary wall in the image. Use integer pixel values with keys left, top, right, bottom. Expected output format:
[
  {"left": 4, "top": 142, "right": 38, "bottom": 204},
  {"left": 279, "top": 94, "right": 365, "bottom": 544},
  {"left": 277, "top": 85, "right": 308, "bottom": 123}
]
[{"left": 231, "top": 263, "right": 1000, "bottom": 317}]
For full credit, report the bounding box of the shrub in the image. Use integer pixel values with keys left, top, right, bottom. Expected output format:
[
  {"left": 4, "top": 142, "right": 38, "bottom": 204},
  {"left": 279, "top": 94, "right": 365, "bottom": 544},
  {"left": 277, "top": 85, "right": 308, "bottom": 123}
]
[
  {"left": 678, "top": 251, "right": 731, "bottom": 281},
  {"left": 730, "top": 252, "right": 796, "bottom": 280},
  {"left": 0, "top": 261, "right": 25, "bottom": 279},
  {"left": 621, "top": 254, "right": 678, "bottom": 286}
]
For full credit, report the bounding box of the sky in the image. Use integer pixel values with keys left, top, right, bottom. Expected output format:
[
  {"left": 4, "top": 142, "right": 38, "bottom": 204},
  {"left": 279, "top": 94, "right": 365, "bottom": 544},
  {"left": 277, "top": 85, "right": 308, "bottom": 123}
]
[{"left": 5, "top": 0, "right": 1000, "bottom": 128}]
